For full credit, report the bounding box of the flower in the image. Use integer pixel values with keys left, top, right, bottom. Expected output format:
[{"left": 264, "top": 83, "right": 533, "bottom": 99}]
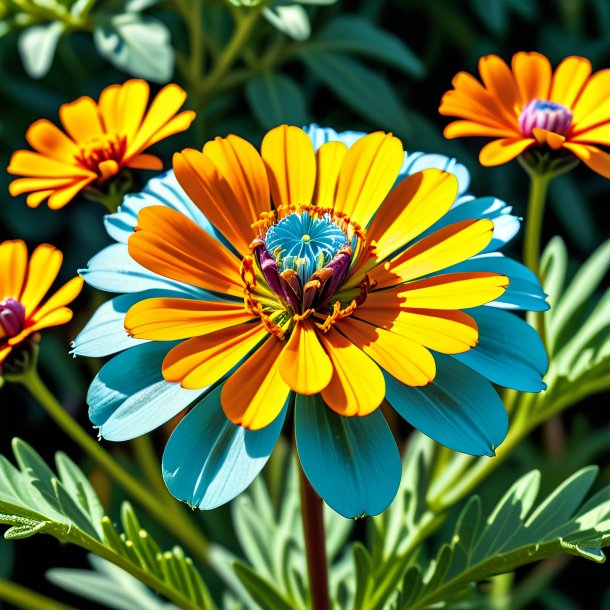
[
  {"left": 439, "top": 52, "right": 610, "bottom": 177},
  {"left": 75, "top": 125, "right": 548, "bottom": 518},
  {"left": 0, "top": 240, "right": 83, "bottom": 368},
  {"left": 7, "top": 80, "right": 195, "bottom": 210}
]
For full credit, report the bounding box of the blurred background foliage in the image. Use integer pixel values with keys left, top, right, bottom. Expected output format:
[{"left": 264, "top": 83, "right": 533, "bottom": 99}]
[{"left": 0, "top": 0, "right": 609, "bottom": 608}]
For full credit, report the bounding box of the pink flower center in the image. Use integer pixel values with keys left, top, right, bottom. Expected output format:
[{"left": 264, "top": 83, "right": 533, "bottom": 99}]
[
  {"left": 0, "top": 298, "right": 26, "bottom": 340},
  {"left": 519, "top": 99, "right": 573, "bottom": 137}
]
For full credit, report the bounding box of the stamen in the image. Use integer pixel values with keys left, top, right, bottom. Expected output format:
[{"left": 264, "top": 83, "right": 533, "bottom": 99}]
[
  {"left": 519, "top": 99, "right": 573, "bottom": 137},
  {"left": 75, "top": 134, "right": 127, "bottom": 175},
  {"left": 0, "top": 298, "right": 26, "bottom": 340}
]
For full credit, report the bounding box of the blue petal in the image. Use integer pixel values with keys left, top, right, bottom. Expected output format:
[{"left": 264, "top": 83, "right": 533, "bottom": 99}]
[
  {"left": 445, "top": 253, "right": 549, "bottom": 311},
  {"left": 295, "top": 394, "right": 401, "bottom": 518},
  {"left": 453, "top": 307, "right": 548, "bottom": 392},
  {"left": 79, "top": 243, "right": 207, "bottom": 297},
  {"left": 397, "top": 152, "right": 471, "bottom": 195},
  {"left": 423, "top": 196, "right": 520, "bottom": 252},
  {"left": 105, "top": 170, "right": 219, "bottom": 244},
  {"left": 163, "top": 386, "right": 286, "bottom": 510},
  {"left": 88, "top": 342, "right": 203, "bottom": 441},
  {"left": 385, "top": 355, "right": 508, "bottom": 456},
  {"left": 303, "top": 123, "right": 365, "bottom": 151}
]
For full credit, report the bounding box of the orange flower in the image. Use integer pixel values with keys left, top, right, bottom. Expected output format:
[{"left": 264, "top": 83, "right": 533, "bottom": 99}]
[
  {"left": 0, "top": 240, "right": 83, "bottom": 366},
  {"left": 439, "top": 52, "right": 610, "bottom": 177},
  {"left": 7, "top": 80, "right": 196, "bottom": 210}
]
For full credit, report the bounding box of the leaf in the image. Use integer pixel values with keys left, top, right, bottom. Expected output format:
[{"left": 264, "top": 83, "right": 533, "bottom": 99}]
[
  {"left": 303, "top": 15, "right": 425, "bottom": 77},
  {"left": 233, "top": 562, "right": 295, "bottom": 610},
  {"left": 93, "top": 14, "right": 174, "bottom": 83},
  {"left": 263, "top": 4, "right": 311, "bottom": 41},
  {"left": 298, "top": 51, "right": 411, "bottom": 137},
  {"left": 18, "top": 21, "right": 65, "bottom": 78},
  {"left": 246, "top": 72, "right": 310, "bottom": 129}
]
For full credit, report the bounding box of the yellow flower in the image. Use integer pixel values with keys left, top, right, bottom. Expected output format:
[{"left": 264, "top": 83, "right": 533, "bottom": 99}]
[
  {"left": 0, "top": 240, "right": 83, "bottom": 366},
  {"left": 7, "top": 80, "right": 195, "bottom": 210},
  {"left": 439, "top": 52, "right": 610, "bottom": 177}
]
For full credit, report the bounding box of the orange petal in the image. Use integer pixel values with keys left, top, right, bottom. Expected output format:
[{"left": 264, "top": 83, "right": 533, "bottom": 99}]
[
  {"left": 479, "top": 137, "right": 534, "bottom": 166},
  {"left": 367, "top": 169, "right": 459, "bottom": 261},
  {"left": 333, "top": 131, "right": 403, "bottom": 227},
  {"left": 570, "top": 121, "right": 610, "bottom": 145},
  {"left": 7, "top": 150, "right": 94, "bottom": 179},
  {"left": 9, "top": 177, "right": 79, "bottom": 197},
  {"left": 0, "top": 240, "right": 27, "bottom": 300},
  {"left": 318, "top": 326, "right": 385, "bottom": 417},
  {"left": 30, "top": 276, "right": 83, "bottom": 322},
  {"left": 337, "top": 317, "right": 435, "bottom": 387},
  {"left": 128, "top": 205, "right": 244, "bottom": 297},
  {"left": 261, "top": 125, "right": 316, "bottom": 208},
  {"left": 0, "top": 345, "right": 12, "bottom": 365},
  {"left": 143, "top": 111, "right": 196, "bottom": 149},
  {"left": 125, "top": 297, "right": 253, "bottom": 341},
  {"left": 531, "top": 128, "right": 565, "bottom": 150},
  {"left": 563, "top": 142, "right": 610, "bottom": 179},
  {"left": 26, "top": 190, "right": 55, "bottom": 208},
  {"left": 478, "top": 54, "right": 520, "bottom": 126},
  {"left": 398, "top": 272, "right": 508, "bottom": 309},
  {"left": 25, "top": 119, "right": 79, "bottom": 163},
  {"left": 114, "top": 80, "right": 150, "bottom": 142},
  {"left": 98, "top": 84, "right": 121, "bottom": 133},
  {"left": 59, "top": 96, "right": 104, "bottom": 142},
  {"left": 550, "top": 56, "right": 592, "bottom": 108},
  {"left": 163, "top": 322, "right": 269, "bottom": 389},
  {"left": 511, "top": 52, "right": 552, "bottom": 106},
  {"left": 98, "top": 160, "right": 120, "bottom": 181},
  {"left": 46, "top": 177, "right": 96, "bottom": 210},
  {"left": 23, "top": 307, "right": 73, "bottom": 335},
  {"left": 20, "top": 244, "right": 63, "bottom": 315},
  {"left": 221, "top": 338, "right": 290, "bottom": 430},
  {"left": 571, "top": 69, "right": 610, "bottom": 132},
  {"left": 313, "top": 141, "right": 347, "bottom": 206},
  {"left": 173, "top": 141, "right": 269, "bottom": 257},
  {"left": 444, "top": 120, "right": 517, "bottom": 139},
  {"left": 278, "top": 319, "right": 333, "bottom": 394},
  {"left": 125, "top": 153, "right": 163, "bottom": 170}
]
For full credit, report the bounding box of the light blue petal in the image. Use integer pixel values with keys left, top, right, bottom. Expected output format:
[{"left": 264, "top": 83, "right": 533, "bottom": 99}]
[
  {"left": 163, "top": 386, "right": 286, "bottom": 510},
  {"left": 105, "top": 170, "right": 218, "bottom": 244},
  {"left": 445, "top": 253, "right": 549, "bottom": 311},
  {"left": 295, "top": 394, "right": 401, "bottom": 518},
  {"left": 453, "top": 307, "right": 548, "bottom": 392},
  {"left": 423, "top": 196, "right": 520, "bottom": 252},
  {"left": 303, "top": 123, "right": 365, "bottom": 151},
  {"left": 397, "top": 151, "right": 471, "bottom": 195},
  {"left": 79, "top": 243, "right": 207, "bottom": 297},
  {"left": 385, "top": 355, "right": 508, "bottom": 456},
  {"left": 88, "top": 342, "right": 203, "bottom": 441}
]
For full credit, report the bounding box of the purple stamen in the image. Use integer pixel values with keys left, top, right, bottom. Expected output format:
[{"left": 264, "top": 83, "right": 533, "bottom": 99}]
[
  {"left": 253, "top": 244, "right": 285, "bottom": 299},
  {"left": 317, "top": 246, "right": 353, "bottom": 308},
  {"left": 0, "top": 298, "right": 26, "bottom": 339},
  {"left": 519, "top": 99, "right": 573, "bottom": 137}
]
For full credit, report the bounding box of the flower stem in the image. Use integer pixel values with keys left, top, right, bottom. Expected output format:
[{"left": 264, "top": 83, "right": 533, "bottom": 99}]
[
  {"left": 523, "top": 170, "right": 551, "bottom": 276},
  {"left": 0, "top": 579, "right": 77, "bottom": 610},
  {"left": 17, "top": 369, "right": 211, "bottom": 564},
  {"left": 299, "top": 466, "right": 331, "bottom": 610}
]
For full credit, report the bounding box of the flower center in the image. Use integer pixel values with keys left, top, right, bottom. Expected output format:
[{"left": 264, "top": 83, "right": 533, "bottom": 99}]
[
  {"left": 243, "top": 205, "right": 371, "bottom": 339},
  {"left": 75, "top": 133, "right": 127, "bottom": 175},
  {"left": 519, "top": 99, "right": 573, "bottom": 137},
  {"left": 0, "top": 298, "right": 26, "bottom": 340}
]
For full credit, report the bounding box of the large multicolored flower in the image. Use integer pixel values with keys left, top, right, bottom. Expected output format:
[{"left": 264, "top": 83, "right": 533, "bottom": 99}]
[
  {"left": 74, "top": 125, "right": 548, "bottom": 518},
  {"left": 0, "top": 240, "right": 83, "bottom": 368},
  {"left": 440, "top": 52, "right": 610, "bottom": 177},
  {"left": 7, "top": 80, "right": 195, "bottom": 210}
]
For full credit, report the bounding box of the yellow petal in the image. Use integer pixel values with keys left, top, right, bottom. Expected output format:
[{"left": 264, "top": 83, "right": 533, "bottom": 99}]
[
  {"left": 334, "top": 131, "right": 403, "bottom": 226},
  {"left": 337, "top": 317, "right": 435, "bottom": 387},
  {"left": 163, "top": 322, "right": 269, "bottom": 389},
  {"left": 125, "top": 297, "right": 253, "bottom": 341},
  {"left": 367, "top": 169, "right": 459, "bottom": 261},
  {"left": 278, "top": 319, "right": 333, "bottom": 394},
  {"left": 46, "top": 177, "right": 96, "bottom": 210},
  {"left": 318, "top": 326, "right": 385, "bottom": 416},
  {"left": 550, "top": 56, "right": 592, "bottom": 109},
  {"left": 19, "top": 244, "right": 63, "bottom": 315},
  {"left": 479, "top": 137, "right": 534, "bottom": 166},
  {"left": 511, "top": 52, "right": 552, "bottom": 106},
  {"left": 222, "top": 338, "right": 291, "bottom": 430},
  {"left": 261, "top": 125, "right": 316, "bottom": 207},
  {"left": 114, "top": 79, "right": 150, "bottom": 141},
  {"left": 313, "top": 141, "right": 347, "bottom": 207},
  {"left": 0, "top": 240, "right": 27, "bottom": 300},
  {"left": 59, "top": 96, "right": 104, "bottom": 142},
  {"left": 25, "top": 119, "right": 79, "bottom": 163},
  {"left": 8, "top": 150, "right": 94, "bottom": 179},
  {"left": 30, "top": 276, "right": 83, "bottom": 322}
]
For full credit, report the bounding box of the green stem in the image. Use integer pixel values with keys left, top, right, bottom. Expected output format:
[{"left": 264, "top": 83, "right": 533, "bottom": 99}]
[
  {"left": 131, "top": 435, "right": 169, "bottom": 499},
  {"left": 18, "top": 369, "right": 210, "bottom": 564},
  {"left": 0, "top": 580, "right": 77, "bottom": 610},
  {"left": 523, "top": 170, "right": 551, "bottom": 277},
  {"left": 299, "top": 466, "right": 331, "bottom": 610}
]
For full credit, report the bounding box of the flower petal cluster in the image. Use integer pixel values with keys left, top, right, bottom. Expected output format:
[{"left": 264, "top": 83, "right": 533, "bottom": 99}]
[
  {"left": 75, "top": 125, "right": 548, "bottom": 518},
  {"left": 440, "top": 52, "right": 610, "bottom": 176},
  {"left": 7, "top": 80, "right": 195, "bottom": 209},
  {"left": 0, "top": 240, "right": 83, "bottom": 366}
]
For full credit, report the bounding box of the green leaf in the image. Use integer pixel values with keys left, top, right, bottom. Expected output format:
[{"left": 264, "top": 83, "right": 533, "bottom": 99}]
[
  {"left": 18, "top": 21, "right": 65, "bottom": 78},
  {"left": 263, "top": 4, "right": 310, "bottom": 41},
  {"left": 298, "top": 51, "right": 411, "bottom": 137},
  {"left": 233, "top": 562, "right": 295, "bottom": 610},
  {"left": 93, "top": 14, "right": 174, "bottom": 83},
  {"left": 303, "top": 16, "right": 425, "bottom": 77},
  {"left": 245, "top": 72, "right": 310, "bottom": 129}
]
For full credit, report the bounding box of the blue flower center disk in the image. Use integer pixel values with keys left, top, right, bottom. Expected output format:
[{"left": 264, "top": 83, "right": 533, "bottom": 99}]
[{"left": 265, "top": 212, "right": 348, "bottom": 285}]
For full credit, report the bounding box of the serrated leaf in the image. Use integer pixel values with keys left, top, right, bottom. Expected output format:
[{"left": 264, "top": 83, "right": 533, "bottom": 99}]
[
  {"left": 93, "top": 14, "right": 174, "bottom": 82},
  {"left": 233, "top": 562, "right": 295, "bottom": 610},
  {"left": 18, "top": 21, "right": 65, "bottom": 78}
]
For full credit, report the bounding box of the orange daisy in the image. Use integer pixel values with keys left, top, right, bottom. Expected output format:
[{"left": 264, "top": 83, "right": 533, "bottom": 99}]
[
  {"left": 0, "top": 240, "right": 83, "bottom": 367},
  {"left": 7, "top": 80, "right": 196, "bottom": 210},
  {"left": 439, "top": 52, "right": 610, "bottom": 177}
]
